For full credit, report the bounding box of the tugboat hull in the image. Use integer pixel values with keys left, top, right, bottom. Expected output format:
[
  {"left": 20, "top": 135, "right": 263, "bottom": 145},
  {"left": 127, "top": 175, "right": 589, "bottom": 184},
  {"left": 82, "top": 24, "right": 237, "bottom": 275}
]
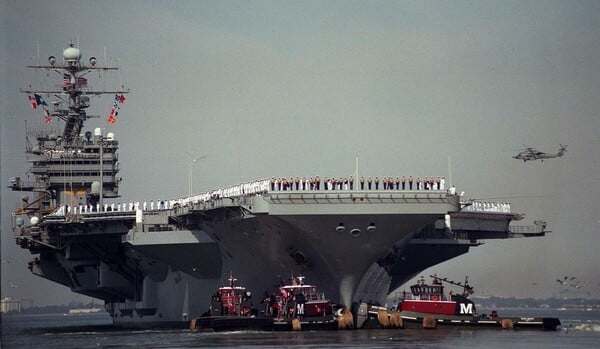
[
  {"left": 191, "top": 316, "right": 274, "bottom": 332},
  {"left": 272, "top": 316, "right": 339, "bottom": 331},
  {"left": 400, "top": 311, "right": 561, "bottom": 331}
]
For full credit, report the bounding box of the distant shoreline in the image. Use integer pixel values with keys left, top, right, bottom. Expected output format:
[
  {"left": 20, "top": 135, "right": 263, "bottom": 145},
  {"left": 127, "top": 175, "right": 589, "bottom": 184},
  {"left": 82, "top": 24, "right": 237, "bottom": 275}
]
[
  {"left": 2, "top": 310, "right": 110, "bottom": 316},
  {"left": 2, "top": 297, "right": 597, "bottom": 315}
]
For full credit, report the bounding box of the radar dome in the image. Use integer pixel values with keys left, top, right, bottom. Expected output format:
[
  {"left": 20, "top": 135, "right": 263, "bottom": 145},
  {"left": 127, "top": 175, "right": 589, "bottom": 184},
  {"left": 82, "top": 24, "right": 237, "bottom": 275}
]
[
  {"left": 107, "top": 132, "right": 115, "bottom": 140},
  {"left": 94, "top": 127, "right": 102, "bottom": 136},
  {"left": 91, "top": 181, "right": 101, "bottom": 194},
  {"left": 30, "top": 216, "right": 40, "bottom": 226},
  {"left": 63, "top": 47, "right": 82, "bottom": 62}
]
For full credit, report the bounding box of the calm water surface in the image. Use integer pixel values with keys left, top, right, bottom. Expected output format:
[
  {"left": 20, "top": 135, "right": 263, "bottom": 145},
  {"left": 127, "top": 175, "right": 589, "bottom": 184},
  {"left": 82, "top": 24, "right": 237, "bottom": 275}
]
[{"left": 2, "top": 309, "right": 599, "bottom": 348}]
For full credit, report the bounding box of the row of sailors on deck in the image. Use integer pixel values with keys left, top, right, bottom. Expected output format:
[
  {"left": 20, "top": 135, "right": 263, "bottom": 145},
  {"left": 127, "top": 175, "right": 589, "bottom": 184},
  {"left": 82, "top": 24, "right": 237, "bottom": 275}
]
[
  {"left": 50, "top": 179, "right": 273, "bottom": 215},
  {"left": 50, "top": 174, "right": 453, "bottom": 217},
  {"left": 270, "top": 176, "right": 446, "bottom": 191},
  {"left": 52, "top": 196, "right": 508, "bottom": 218},
  {"left": 52, "top": 201, "right": 172, "bottom": 215},
  {"left": 462, "top": 201, "right": 511, "bottom": 213}
]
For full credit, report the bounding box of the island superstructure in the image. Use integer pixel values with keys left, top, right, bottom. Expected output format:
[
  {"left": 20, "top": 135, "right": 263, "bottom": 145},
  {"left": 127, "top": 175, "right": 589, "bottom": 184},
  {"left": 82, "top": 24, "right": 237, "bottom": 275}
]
[{"left": 9, "top": 43, "right": 549, "bottom": 327}]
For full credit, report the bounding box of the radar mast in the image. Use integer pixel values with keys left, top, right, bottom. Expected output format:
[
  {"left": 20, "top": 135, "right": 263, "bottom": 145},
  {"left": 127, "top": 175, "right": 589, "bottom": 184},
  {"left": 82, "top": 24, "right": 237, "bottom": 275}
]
[{"left": 11, "top": 42, "right": 129, "bottom": 217}]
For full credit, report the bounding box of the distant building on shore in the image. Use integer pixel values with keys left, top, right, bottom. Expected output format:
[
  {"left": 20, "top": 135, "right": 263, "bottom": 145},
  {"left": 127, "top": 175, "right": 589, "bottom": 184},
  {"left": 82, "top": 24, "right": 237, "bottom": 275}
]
[{"left": 1, "top": 298, "right": 22, "bottom": 313}]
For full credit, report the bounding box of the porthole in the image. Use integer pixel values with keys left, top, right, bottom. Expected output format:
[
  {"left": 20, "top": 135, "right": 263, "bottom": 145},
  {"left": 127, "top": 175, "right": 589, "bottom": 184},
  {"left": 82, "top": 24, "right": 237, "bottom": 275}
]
[{"left": 349, "top": 228, "right": 361, "bottom": 238}]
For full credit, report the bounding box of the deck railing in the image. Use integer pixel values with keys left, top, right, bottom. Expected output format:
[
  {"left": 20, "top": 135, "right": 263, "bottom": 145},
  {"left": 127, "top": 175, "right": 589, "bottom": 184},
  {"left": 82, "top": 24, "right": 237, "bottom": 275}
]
[{"left": 46, "top": 175, "right": 452, "bottom": 217}]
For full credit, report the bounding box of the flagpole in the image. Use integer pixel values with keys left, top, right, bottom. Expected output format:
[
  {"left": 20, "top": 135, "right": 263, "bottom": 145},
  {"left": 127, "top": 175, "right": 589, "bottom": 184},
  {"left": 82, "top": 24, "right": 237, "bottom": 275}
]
[
  {"left": 188, "top": 160, "right": 192, "bottom": 196},
  {"left": 188, "top": 136, "right": 192, "bottom": 196},
  {"left": 448, "top": 155, "right": 452, "bottom": 187},
  {"left": 355, "top": 156, "right": 359, "bottom": 191},
  {"left": 99, "top": 136, "right": 104, "bottom": 211}
]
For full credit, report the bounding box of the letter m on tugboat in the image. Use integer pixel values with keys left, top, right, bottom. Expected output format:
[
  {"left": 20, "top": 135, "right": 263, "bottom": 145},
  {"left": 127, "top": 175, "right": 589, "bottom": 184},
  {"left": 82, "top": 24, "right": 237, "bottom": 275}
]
[{"left": 459, "top": 301, "right": 474, "bottom": 315}]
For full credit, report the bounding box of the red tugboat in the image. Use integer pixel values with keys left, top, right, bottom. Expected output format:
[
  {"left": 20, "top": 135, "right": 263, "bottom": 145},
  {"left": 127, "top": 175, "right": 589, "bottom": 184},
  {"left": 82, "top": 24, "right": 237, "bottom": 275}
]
[
  {"left": 398, "top": 275, "right": 561, "bottom": 331},
  {"left": 270, "top": 275, "right": 338, "bottom": 330},
  {"left": 209, "top": 273, "right": 254, "bottom": 317},
  {"left": 190, "top": 273, "right": 273, "bottom": 331}
]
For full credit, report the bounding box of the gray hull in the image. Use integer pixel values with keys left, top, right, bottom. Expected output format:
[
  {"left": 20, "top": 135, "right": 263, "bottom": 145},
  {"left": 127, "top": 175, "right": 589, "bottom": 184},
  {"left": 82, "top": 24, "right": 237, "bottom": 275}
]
[{"left": 94, "top": 191, "right": 531, "bottom": 327}]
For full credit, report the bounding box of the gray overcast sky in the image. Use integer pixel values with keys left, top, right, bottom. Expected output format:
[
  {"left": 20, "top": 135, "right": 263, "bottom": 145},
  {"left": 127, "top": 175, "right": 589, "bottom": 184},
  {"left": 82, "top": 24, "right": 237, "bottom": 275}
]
[{"left": 1, "top": 0, "right": 599, "bottom": 306}]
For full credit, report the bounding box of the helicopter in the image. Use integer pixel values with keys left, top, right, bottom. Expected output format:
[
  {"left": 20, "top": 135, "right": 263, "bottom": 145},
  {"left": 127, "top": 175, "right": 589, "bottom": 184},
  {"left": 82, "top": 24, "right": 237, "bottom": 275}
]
[{"left": 513, "top": 144, "right": 567, "bottom": 162}]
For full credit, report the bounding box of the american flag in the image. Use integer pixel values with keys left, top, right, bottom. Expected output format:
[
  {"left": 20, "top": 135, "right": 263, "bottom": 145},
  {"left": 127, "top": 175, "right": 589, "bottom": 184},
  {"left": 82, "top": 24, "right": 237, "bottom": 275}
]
[
  {"left": 62, "top": 74, "right": 87, "bottom": 87},
  {"left": 63, "top": 73, "right": 71, "bottom": 86},
  {"left": 76, "top": 77, "right": 88, "bottom": 87}
]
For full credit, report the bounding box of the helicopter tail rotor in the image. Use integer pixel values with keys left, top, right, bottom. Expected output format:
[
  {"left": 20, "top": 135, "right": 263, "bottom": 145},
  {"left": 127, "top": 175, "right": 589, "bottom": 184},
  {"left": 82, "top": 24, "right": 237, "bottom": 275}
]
[{"left": 558, "top": 144, "right": 568, "bottom": 156}]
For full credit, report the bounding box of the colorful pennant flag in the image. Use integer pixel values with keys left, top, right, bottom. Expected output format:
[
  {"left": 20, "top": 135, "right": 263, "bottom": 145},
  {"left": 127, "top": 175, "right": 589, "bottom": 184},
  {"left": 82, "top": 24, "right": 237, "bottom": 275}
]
[
  {"left": 107, "top": 94, "right": 125, "bottom": 124},
  {"left": 28, "top": 95, "right": 37, "bottom": 110},
  {"left": 34, "top": 93, "right": 48, "bottom": 106},
  {"left": 43, "top": 106, "right": 52, "bottom": 124},
  {"left": 26, "top": 94, "right": 51, "bottom": 123}
]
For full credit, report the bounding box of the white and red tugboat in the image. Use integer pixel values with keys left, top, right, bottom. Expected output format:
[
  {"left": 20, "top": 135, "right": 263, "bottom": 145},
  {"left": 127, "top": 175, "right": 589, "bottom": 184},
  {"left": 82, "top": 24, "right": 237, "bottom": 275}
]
[
  {"left": 270, "top": 275, "right": 338, "bottom": 331},
  {"left": 190, "top": 273, "right": 272, "bottom": 331},
  {"left": 398, "top": 275, "right": 560, "bottom": 331}
]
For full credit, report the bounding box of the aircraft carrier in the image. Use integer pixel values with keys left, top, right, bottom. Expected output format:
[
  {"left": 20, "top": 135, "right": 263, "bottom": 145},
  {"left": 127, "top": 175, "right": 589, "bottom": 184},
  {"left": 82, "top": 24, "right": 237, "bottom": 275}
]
[{"left": 8, "top": 43, "right": 549, "bottom": 327}]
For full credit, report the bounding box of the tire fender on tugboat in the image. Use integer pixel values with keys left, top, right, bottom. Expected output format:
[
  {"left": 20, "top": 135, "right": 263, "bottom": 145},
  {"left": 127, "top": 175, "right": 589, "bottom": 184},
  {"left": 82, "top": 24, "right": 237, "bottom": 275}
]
[
  {"left": 291, "top": 317, "right": 301, "bottom": 331},
  {"left": 423, "top": 316, "right": 437, "bottom": 329},
  {"left": 501, "top": 318, "right": 514, "bottom": 329}
]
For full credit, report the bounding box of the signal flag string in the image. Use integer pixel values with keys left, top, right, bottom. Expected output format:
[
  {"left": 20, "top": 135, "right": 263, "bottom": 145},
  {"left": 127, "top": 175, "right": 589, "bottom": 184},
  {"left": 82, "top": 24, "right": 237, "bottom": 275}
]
[
  {"left": 108, "top": 94, "right": 126, "bottom": 124},
  {"left": 27, "top": 94, "right": 51, "bottom": 124}
]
